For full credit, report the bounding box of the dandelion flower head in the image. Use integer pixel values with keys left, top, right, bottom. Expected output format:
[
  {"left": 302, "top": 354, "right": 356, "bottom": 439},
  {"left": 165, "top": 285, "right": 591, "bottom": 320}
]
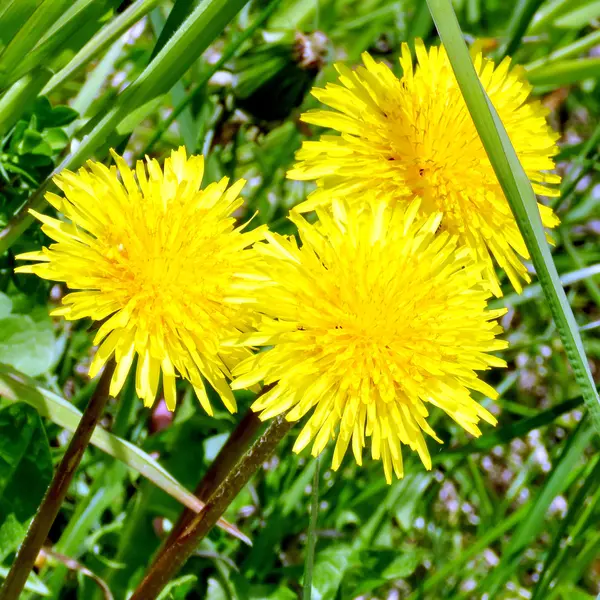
[
  {"left": 17, "top": 148, "right": 264, "bottom": 413},
  {"left": 231, "top": 199, "right": 508, "bottom": 483},
  {"left": 288, "top": 40, "right": 561, "bottom": 295}
]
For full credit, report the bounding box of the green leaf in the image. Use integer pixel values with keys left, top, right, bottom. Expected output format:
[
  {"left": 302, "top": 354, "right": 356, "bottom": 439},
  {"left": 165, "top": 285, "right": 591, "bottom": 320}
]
[
  {"left": 0, "top": 403, "right": 52, "bottom": 526},
  {"left": 156, "top": 574, "right": 198, "bottom": 599},
  {"left": 33, "top": 96, "right": 78, "bottom": 128},
  {"left": 0, "top": 565, "right": 50, "bottom": 596},
  {"left": 0, "top": 514, "right": 25, "bottom": 563},
  {"left": 41, "top": 127, "right": 70, "bottom": 152},
  {"left": 426, "top": 0, "right": 600, "bottom": 434},
  {"left": 0, "top": 364, "right": 248, "bottom": 544},
  {"left": 0, "top": 69, "right": 52, "bottom": 136},
  {"left": 311, "top": 545, "right": 353, "bottom": 600},
  {"left": 0, "top": 314, "right": 56, "bottom": 377},
  {"left": 0, "top": 293, "right": 12, "bottom": 319},
  {"left": 381, "top": 551, "right": 422, "bottom": 580}
]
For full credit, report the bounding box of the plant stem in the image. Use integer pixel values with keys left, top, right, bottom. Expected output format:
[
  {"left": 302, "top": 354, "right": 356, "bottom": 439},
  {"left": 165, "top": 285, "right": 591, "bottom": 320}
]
[
  {"left": 303, "top": 456, "right": 320, "bottom": 600},
  {"left": 153, "top": 407, "right": 263, "bottom": 564},
  {"left": 130, "top": 414, "right": 293, "bottom": 600},
  {"left": 0, "top": 360, "right": 116, "bottom": 600}
]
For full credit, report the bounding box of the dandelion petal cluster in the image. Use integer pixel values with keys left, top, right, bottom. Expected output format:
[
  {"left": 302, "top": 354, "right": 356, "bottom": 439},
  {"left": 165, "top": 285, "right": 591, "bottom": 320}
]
[
  {"left": 17, "top": 148, "right": 263, "bottom": 413},
  {"left": 232, "top": 200, "right": 508, "bottom": 482},
  {"left": 288, "top": 40, "right": 561, "bottom": 294}
]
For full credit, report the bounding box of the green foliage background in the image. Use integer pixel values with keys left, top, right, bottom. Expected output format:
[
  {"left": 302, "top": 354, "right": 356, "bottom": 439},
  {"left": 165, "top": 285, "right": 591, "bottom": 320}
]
[{"left": 0, "top": 0, "right": 599, "bottom": 598}]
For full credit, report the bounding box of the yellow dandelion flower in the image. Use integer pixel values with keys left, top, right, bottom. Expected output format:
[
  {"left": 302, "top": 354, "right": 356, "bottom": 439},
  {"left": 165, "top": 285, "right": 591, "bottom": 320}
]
[
  {"left": 288, "top": 40, "right": 561, "bottom": 295},
  {"left": 230, "top": 199, "right": 508, "bottom": 483},
  {"left": 16, "top": 147, "right": 264, "bottom": 413}
]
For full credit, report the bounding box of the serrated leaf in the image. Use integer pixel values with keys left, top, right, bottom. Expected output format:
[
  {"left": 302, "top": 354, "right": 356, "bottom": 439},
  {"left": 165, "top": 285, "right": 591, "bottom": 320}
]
[
  {"left": 0, "top": 403, "right": 52, "bottom": 526},
  {"left": 0, "top": 314, "right": 56, "bottom": 377}
]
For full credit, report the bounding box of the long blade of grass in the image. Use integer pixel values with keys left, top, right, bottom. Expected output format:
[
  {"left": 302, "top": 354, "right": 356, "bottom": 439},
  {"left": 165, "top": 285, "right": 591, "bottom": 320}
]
[
  {"left": 495, "top": 0, "right": 545, "bottom": 60},
  {"left": 532, "top": 456, "right": 600, "bottom": 600},
  {"left": 479, "top": 418, "right": 594, "bottom": 596},
  {"left": 0, "top": 0, "right": 71, "bottom": 90},
  {"left": 425, "top": 0, "right": 600, "bottom": 435},
  {"left": 303, "top": 456, "right": 320, "bottom": 600},
  {"left": 0, "top": 0, "right": 249, "bottom": 255},
  {"left": 42, "top": 0, "right": 162, "bottom": 96},
  {"left": 443, "top": 394, "right": 586, "bottom": 457},
  {"left": 4, "top": 0, "right": 111, "bottom": 90},
  {"left": 527, "top": 58, "right": 600, "bottom": 87},
  {"left": 0, "top": 364, "right": 250, "bottom": 545},
  {"left": 492, "top": 263, "right": 600, "bottom": 309},
  {"left": 142, "top": 0, "right": 283, "bottom": 154}
]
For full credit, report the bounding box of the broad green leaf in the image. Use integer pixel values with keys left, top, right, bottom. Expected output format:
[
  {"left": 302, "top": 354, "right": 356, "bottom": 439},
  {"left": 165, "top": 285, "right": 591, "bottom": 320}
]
[
  {"left": 0, "top": 314, "right": 56, "bottom": 377},
  {"left": 426, "top": 0, "right": 600, "bottom": 434},
  {"left": 381, "top": 551, "right": 422, "bottom": 580},
  {"left": 311, "top": 545, "right": 353, "bottom": 600},
  {"left": 0, "top": 403, "right": 52, "bottom": 525},
  {"left": 0, "top": 514, "right": 25, "bottom": 563},
  {"left": 0, "top": 365, "right": 249, "bottom": 544}
]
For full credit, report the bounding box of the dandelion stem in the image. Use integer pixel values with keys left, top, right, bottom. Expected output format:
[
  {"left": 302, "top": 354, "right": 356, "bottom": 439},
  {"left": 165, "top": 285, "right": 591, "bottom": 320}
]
[
  {"left": 0, "top": 360, "right": 116, "bottom": 600},
  {"left": 153, "top": 407, "right": 263, "bottom": 562},
  {"left": 130, "top": 414, "right": 293, "bottom": 600}
]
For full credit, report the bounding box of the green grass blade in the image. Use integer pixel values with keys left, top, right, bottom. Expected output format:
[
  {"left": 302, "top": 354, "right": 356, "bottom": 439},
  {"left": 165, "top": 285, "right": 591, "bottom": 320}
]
[
  {"left": 496, "top": 0, "right": 545, "bottom": 60},
  {"left": 525, "top": 30, "right": 600, "bottom": 73},
  {"left": 426, "top": 0, "right": 600, "bottom": 435},
  {"left": 0, "top": 0, "right": 71, "bottom": 90},
  {"left": 303, "top": 456, "right": 320, "bottom": 600},
  {"left": 492, "top": 263, "right": 600, "bottom": 309},
  {"left": 443, "top": 394, "right": 586, "bottom": 457},
  {"left": 527, "top": 58, "right": 600, "bottom": 87},
  {"left": 479, "top": 419, "right": 595, "bottom": 596},
  {"left": 0, "top": 68, "right": 51, "bottom": 135},
  {"left": 412, "top": 503, "right": 529, "bottom": 597},
  {"left": 0, "top": 0, "right": 248, "bottom": 255},
  {"left": 0, "top": 364, "right": 250, "bottom": 545},
  {"left": 532, "top": 456, "right": 600, "bottom": 600},
  {"left": 43, "top": 0, "right": 162, "bottom": 96}
]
